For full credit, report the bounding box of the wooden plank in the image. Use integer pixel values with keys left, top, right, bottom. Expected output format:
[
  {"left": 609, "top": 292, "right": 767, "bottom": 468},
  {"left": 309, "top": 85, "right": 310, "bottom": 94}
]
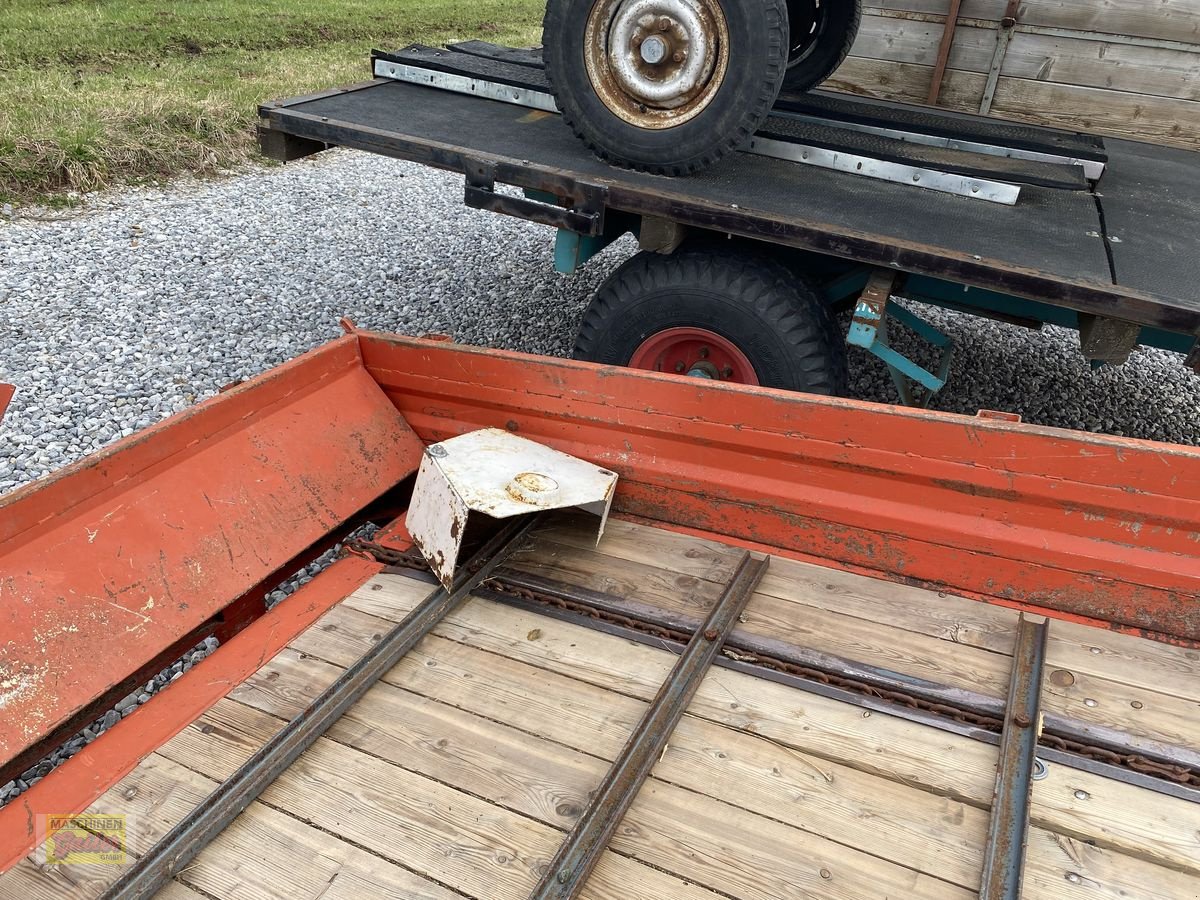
[
  {"left": 154, "top": 884, "right": 208, "bottom": 900},
  {"left": 865, "top": 0, "right": 1200, "bottom": 43},
  {"left": 0, "top": 741, "right": 464, "bottom": 900},
  {"left": 342, "top": 575, "right": 1200, "bottom": 878},
  {"left": 274, "top": 609, "right": 1200, "bottom": 897},
  {"left": 541, "top": 517, "right": 1200, "bottom": 706},
  {"left": 1001, "top": 32, "right": 1200, "bottom": 101},
  {"left": 180, "top": 728, "right": 726, "bottom": 900},
  {"left": 169, "top": 687, "right": 973, "bottom": 900},
  {"left": 235, "top": 646, "right": 986, "bottom": 892},
  {"left": 987, "top": 74, "right": 1200, "bottom": 146},
  {"left": 515, "top": 535, "right": 1200, "bottom": 753},
  {"left": 0, "top": 756, "right": 327, "bottom": 900},
  {"left": 852, "top": 15, "right": 997, "bottom": 69},
  {"left": 824, "top": 54, "right": 1200, "bottom": 148},
  {"left": 828, "top": 54, "right": 988, "bottom": 107},
  {"left": 177, "top": 789, "right": 465, "bottom": 900},
  {"left": 537, "top": 513, "right": 743, "bottom": 581},
  {"left": 848, "top": 15, "right": 1200, "bottom": 100}
]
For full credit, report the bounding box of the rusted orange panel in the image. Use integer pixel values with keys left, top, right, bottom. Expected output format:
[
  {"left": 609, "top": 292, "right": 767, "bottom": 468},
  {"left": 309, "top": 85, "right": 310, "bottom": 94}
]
[
  {"left": 0, "top": 554, "right": 383, "bottom": 874},
  {"left": 0, "top": 384, "right": 12, "bottom": 425},
  {"left": 0, "top": 336, "right": 424, "bottom": 784},
  {"left": 356, "top": 332, "right": 1200, "bottom": 643}
]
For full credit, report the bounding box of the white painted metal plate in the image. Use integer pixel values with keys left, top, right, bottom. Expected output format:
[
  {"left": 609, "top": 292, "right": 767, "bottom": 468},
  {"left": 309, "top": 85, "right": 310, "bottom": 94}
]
[
  {"left": 408, "top": 428, "right": 619, "bottom": 587},
  {"left": 374, "top": 60, "right": 560, "bottom": 113}
]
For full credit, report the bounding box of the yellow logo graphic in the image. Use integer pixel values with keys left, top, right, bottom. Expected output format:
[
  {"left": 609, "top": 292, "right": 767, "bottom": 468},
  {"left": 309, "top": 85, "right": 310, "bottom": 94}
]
[{"left": 42, "top": 815, "right": 127, "bottom": 865}]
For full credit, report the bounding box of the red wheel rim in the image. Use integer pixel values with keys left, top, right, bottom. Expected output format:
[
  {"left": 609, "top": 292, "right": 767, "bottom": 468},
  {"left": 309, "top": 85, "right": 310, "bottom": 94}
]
[{"left": 628, "top": 327, "right": 760, "bottom": 386}]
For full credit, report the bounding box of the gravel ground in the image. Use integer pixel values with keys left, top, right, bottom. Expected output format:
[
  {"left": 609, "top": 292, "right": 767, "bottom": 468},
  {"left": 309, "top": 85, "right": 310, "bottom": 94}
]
[{"left": 2, "top": 149, "right": 1198, "bottom": 495}]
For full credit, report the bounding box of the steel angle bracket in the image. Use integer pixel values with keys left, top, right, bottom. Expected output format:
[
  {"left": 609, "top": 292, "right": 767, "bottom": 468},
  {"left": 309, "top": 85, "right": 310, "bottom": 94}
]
[
  {"left": 407, "top": 428, "right": 619, "bottom": 587},
  {"left": 848, "top": 271, "right": 954, "bottom": 408}
]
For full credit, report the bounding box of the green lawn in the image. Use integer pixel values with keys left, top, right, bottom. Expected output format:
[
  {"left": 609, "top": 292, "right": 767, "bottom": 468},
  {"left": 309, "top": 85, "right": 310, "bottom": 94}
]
[{"left": 0, "top": 1, "right": 544, "bottom": 204}]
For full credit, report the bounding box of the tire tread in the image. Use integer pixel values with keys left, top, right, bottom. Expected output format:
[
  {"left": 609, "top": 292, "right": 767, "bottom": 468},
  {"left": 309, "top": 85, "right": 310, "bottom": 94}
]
[
  {"left": 543, "top": 0, "right": 790, "bottom": 176},
  {"left": 574, "top": 240, "right": 847, "bottom": 394}
]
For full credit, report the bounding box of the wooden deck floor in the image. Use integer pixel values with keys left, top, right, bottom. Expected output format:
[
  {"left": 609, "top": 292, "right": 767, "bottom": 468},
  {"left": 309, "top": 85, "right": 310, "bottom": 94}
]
[{"left": 4, "top": 516, "right": 1198, "bottom": 899}]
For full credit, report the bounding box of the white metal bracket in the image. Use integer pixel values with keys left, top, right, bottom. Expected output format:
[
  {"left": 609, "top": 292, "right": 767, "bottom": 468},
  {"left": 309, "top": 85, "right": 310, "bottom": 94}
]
[{"left": 407, "top": 428, "right": 619, "bottom": 588}]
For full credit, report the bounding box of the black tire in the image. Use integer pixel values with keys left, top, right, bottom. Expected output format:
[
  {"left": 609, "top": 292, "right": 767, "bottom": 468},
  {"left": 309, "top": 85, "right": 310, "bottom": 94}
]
[
  {"left": 782, "top": 0, "right": 861, "bottom": 92},
  {"left": 574, "top": 241, "right": 847, "bottom": 395},
  {"left": 542, "top": 0, "right": 789, "bottom": 175}
]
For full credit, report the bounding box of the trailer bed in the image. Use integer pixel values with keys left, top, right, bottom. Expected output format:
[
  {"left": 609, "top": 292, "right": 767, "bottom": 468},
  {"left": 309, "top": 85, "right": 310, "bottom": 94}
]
[
  {"left": 5, "top": 513, "right": 1198, "bottom": 899},
  {"left": 3, "top": 332, "right": 1199, "bottom": 897},
  {"left": 258, "top": 53, "right": 1200, "bottom": 338}
]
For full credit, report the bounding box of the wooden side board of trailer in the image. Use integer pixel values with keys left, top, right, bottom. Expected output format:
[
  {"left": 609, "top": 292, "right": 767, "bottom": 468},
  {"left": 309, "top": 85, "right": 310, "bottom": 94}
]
[{"left": 833, "top": 1, "right": 1200, "bottom": 148}]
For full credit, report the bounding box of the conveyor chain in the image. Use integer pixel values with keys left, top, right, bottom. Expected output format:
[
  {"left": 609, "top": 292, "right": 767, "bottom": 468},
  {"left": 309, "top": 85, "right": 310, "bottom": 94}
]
[{"left": 346, "top": 539, "right": 1200, "bottom": 791}]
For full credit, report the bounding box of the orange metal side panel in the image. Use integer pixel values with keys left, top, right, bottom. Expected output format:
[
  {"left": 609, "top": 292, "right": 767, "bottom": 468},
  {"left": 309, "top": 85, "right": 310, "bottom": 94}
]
[
  {"left": 356, "top": 332, "right": 1200, "bottom": 643},
  {"left": 0, "top": 336, "right": 424, "bottom": 784},
  {"left": 0, "top": 384, "right": 13, "bottom": 425},
  {"left": 0, "top": 555, "right": 383, "bottom": 874}
]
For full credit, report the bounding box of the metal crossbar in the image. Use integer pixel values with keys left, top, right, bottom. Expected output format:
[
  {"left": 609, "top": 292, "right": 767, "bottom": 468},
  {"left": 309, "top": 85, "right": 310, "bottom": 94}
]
[
  {"left": 528, "top": 551, "right": 769, "bottom": 899},
  {"left": 980, "top": 615, "right": 1050, "bottom": 900}
]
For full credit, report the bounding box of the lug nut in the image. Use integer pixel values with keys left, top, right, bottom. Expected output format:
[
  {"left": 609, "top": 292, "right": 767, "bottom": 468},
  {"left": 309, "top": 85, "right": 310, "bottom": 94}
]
[
  {"left": 659, "top": 16, "right": 673, "bottom": 31},
  {"left": 674, "top": 361, "right": 686, "bottom": 373},
  {"left": 721, "top": 366, "right": 734, "bottom": 378},
  {"left": 639, "top": 34, "right": 668, "bottom": 65},
  {"left": 673, "top": 50, "right": 687, "bottom": 63},
  {"left": 698, "top": 346, "right": 710, "bottom": 359}
]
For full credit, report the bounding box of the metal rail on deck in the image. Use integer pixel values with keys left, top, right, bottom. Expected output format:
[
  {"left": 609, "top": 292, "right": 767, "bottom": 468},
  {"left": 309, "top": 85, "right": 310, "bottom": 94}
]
[
  {"left": 529, "top": 552, "right": 769, "bottom": 900},
  {"left": 373, "top": 60, "right": 1025, "bottom": 204},
  {"left": 369, "top": 543, "right": 1199, "bottom": 800},
  {"left": 100, "top": 516, "right": 539, "bottom": 900},
  {"left": 980, "top": 615, "right": 1049, "bottom": 900}
]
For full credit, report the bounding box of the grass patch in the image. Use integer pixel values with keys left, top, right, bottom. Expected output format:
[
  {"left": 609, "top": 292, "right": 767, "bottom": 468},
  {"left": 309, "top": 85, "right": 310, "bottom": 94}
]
[{"left": 0, "top": 1, "right": 544, "bottom": 204}]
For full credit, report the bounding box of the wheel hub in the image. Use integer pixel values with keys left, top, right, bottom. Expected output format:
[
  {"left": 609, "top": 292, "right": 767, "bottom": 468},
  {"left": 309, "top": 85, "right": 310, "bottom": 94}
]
[
  {"left": 628, "top": 327, "right": 760, "bottom": 386},
  {"left": 584, "top": 0, "right": 729, "bottom": 129},
  {"left": 786, "top": 0, "right": 827, "bottom": 67}
]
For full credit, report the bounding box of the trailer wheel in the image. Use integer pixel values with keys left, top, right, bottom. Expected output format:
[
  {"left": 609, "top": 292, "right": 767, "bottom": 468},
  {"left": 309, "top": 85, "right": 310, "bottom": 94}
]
[
  {"left": 574, "top": 242, "right": 846, "bottom": 394},
  {"left": 543, "top": 0, "right": 789, "bottom": 175},
  {"left": 782, "top": 0, "right": 861, "bottom": 93}
]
